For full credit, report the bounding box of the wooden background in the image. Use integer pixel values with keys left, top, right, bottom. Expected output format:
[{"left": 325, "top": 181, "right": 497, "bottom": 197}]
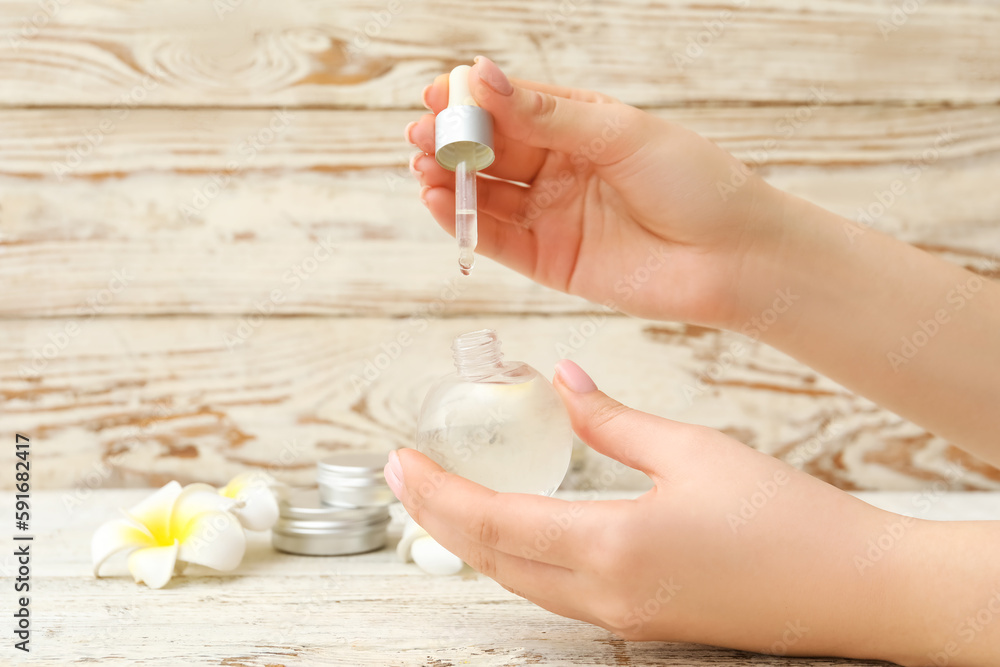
[{"left": 2, "top": 0, "right": 999, "bottom": 493}]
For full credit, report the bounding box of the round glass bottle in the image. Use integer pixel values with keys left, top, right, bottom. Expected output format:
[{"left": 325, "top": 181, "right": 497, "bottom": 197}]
[{"left": 415, "top": 329, "right": 573, "bottom": 496}]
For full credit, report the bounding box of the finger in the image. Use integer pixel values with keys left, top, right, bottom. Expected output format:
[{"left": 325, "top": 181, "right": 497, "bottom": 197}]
[
  {"left": 408, "top": 103, "right": 548, "bottom": 185},
  {"left": 508, "top": 76, "right": 620, "bottom": 104},
  {"left": 423, "top": 65, "right": 618, "bottom": 113},
  {"left": 412, "top": 154, "right": 529, "bottom": 222},
  {"left": 498, "top": 584, "right": 599, "bottom": 630},
  {"left": 392, "top": 448, "right": 591, "bottom": 567},
  {"left": 421, "top": 185, "right": 538, "bottom": 278},
  {"left": 469, "top": 56, "right": 646, "bottom": 164},
  {"left": 413, "top": 514, "right": 585, "bottom": 623},
  {"left": 552, "top": 360, "right": 697, "bottom": 481},
  {"left": 405, "top": 113, "right": 435, "bottom": 155},
  {"left": 421, "top": 73, "right": 450, "bottom": 112}
]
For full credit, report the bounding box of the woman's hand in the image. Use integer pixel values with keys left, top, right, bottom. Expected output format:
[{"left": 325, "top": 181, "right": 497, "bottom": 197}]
[
  {"left": 406, "top": 56, "right": 787, "bottom": 328},
  {"left": 385, "top": 360, "right": 998, "bottom": 666}
]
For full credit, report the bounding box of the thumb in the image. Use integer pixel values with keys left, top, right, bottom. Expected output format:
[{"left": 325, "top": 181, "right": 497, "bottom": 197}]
[
  {"left": 552, "top": 359, "right": 678, "bottom": 480},
  {"left": 469, "top": 56, "right": 645, "bottom": 164}
]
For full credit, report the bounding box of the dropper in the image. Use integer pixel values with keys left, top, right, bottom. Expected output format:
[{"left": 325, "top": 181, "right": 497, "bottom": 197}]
[
  {"left": 455, "top": 158, "right": 477, "bottom": 274},
  {"left": 434, "top": 65, "right": 495, "bottom": 276}
]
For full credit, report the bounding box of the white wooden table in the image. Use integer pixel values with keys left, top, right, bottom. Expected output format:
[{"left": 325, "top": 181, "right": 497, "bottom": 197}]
[{"left": 8, "top": 489, "right": 1000, "bottom": 666}]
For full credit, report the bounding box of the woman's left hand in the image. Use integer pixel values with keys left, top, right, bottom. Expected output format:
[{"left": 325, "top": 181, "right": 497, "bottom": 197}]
[{"left": 384, "top": 360, "right": 935, "bottom": 665}]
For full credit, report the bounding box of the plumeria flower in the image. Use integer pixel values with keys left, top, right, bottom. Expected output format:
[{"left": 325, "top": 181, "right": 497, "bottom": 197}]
[
  {"left": 92, "top": 481, "right": 246, "bottom": 589},
  {"left": 220, "top": 471, "right": 280, "bottom": 531}
]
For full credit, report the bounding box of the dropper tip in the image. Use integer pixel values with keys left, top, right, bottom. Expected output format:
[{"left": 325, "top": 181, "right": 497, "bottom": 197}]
[{"left": 458, "top": 248, "right": 475, "bottom": 275}]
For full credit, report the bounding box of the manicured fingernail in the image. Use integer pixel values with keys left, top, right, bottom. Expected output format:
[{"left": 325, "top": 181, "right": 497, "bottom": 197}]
[
  {"left": 404, "top": 120, "right": 418, "bottom": 145},
  {"left": 474, "top": 55, "right": 513, "bottom": 96},
  {"left": 409, "top": 152, "right": 424, "bottom": 179},
  {"left": 554, "top": 359, "right": 597, "bottom": 393},
  {"left": 420, "top": 84, "right": 433, "bottom": 110},
  {"left": 419, "top": 185, "right": 431, "bottom": 207},
  {"left": 385, "top": 451, "right": 404, "bottom": 499}
]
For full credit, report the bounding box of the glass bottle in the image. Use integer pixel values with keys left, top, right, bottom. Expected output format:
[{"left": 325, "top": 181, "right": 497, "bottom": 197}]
[{"left": 415, "top": 329, "right": 573, "bottom": 496}]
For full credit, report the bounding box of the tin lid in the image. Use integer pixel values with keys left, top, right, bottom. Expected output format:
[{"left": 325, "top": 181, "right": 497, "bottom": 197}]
[
  {"left": 317, "top": 452, "right": 391, "bottom": 486},
  {"left": 277, "top": 487, "right": 389, "bottom": 529}
]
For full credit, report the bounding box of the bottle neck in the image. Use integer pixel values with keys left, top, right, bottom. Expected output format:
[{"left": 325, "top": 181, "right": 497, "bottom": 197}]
[{"left": 452, "top": 329, "right": 504, "bottom": 380}]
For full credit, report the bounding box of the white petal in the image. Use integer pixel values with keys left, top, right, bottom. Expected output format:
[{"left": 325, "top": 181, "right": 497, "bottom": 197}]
[
  {"left": 221, "top": 471, "right": 276, "bottom": 498},
  {"left": 125, "top": 481, "right": 183, "bottom": 542},
  {"left": 128, "top": 543, "right": 179, "bottom": 589},
  {"left": 92, "top": 517, "right": 156, "bottom": 577},
  {"left": 411, "top": 536, "right": 464, "bottom": 576},
  {"left": 176, "top": 511, "right": 246, "bottom": 571},
  {"left": 396, "top": 516, "right": 429, "bottom": 563},
  {"left": 232, "top": 488, "right": 279, "bottom": 531},
  {"left": 221, "top": 472, "right": 279, "bottom": 531},
  {"left": 170, "top": 483, "right": 238, "bottom": 537}
]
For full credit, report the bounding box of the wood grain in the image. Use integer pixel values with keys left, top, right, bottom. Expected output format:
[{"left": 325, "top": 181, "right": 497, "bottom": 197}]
[
  {"left": 1, "top": 1, "right": 998, "bottom": 496},
  {"left": 3, "top": 316, "right": 997, "bottom": 493},
  {"left": 1, "top": 106, "right": 997, "bottom": 317},
  {"left": 10, "top": 489, "right": 922, "bottom": 666},
  {"left": 0, "top": 0, "right": 998, "bottom": 108}
]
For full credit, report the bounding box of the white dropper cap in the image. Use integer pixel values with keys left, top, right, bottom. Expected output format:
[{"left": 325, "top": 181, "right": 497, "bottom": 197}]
[
  {"left": 448, "top": 64, "right": 477, "bottom": 107},
  {"left": 434, "top": 65, "right": 495, "bottom": 171}
]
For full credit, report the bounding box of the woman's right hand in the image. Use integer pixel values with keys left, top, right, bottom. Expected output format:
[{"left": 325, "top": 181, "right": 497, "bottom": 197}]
[{"left": 406, "top": 56, "right": 789, "bottom": 328}]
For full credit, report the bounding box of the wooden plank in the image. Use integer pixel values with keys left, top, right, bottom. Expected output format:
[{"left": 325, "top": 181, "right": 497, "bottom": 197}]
[
  {"left": 1, "top": 106, "right": 997, "bottom": 317},
  {"left": 3, "top": 316, "right": 997, "bottom": 493},
  {"left": 13, "top": 489, "right": 915, "bottom": 666},
  {"left": 0, "top": 0, "right": 997, "bottom": 108}
]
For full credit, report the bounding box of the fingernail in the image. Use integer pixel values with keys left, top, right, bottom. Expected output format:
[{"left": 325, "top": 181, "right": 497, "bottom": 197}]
[
  {"left": 404, "top": 120, "right": 418, "bottom": 145},
  {"left": 554, "top": 359, "right": 597, "bottom": 393},
  {"left": 409, "top": 152, "right": 424, "bottom": 179},
  {"left": 420, "top": 84, "right": 433, "bottom": 110},
  {"left": 385, "top": 450, "right": 404, "bottom": 499},
  {"left": 474, "top": 55, "right": 513, "bottom": 96},
  {"left": 419, "top": 185, "right": 431, "bottom": 207}
]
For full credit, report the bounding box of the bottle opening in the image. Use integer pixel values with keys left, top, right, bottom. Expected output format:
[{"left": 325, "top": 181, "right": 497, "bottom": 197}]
[{"left": 452, "top": 329, "right": 504, "bottom": 379}]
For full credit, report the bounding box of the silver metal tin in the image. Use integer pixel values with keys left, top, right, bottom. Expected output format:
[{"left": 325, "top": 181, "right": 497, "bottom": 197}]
[
  {"left": 272, "top": 487, "right": 390, "bottom": 556},
  {"left": 434, "top": 105, "right": 495, "bottom": 172},
  {"left": 317, "top": 452, "right": 395, "bottom": 508}
]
